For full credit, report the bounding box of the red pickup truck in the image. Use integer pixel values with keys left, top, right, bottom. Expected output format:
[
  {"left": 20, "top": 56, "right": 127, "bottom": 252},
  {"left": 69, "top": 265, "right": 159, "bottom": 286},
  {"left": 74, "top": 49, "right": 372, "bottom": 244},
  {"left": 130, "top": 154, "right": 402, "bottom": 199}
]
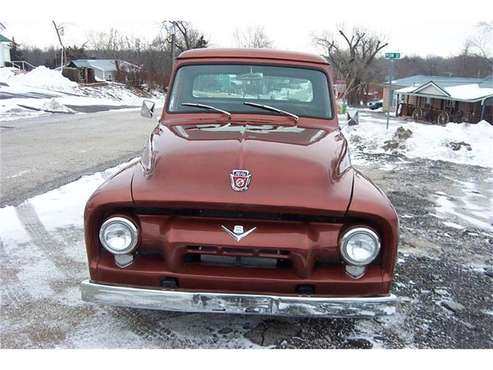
[{"left": 81, "top": 48, "right": 399, "bottom": 318}]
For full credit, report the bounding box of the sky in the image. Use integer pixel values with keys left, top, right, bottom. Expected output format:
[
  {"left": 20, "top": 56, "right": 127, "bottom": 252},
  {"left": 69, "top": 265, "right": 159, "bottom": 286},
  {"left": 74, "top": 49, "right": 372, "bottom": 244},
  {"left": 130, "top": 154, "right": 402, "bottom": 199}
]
[{"left": 1, "top": 0, "right": 491, "bottom": 57}]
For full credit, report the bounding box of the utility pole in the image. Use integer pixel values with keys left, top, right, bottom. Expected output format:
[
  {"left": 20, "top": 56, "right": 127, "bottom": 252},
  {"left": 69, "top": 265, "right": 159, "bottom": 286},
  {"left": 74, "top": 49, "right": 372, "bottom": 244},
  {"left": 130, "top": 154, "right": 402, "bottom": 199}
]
[
  {"left": 170, "top": 21, "right": 177, "bottom": 65},
  {"left": 384, "top": 52, "right": 401, "bottom": 130},
  {"left": 52, "top": 21, "right": 65, "bottom": 72}
]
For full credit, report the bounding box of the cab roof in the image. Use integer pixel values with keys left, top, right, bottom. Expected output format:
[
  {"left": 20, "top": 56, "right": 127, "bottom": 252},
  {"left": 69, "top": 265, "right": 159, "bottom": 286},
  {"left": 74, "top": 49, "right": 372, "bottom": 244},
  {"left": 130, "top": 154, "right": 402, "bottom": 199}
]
[{"left": 177, "top": 48, "right": 329, "bottom": 65}]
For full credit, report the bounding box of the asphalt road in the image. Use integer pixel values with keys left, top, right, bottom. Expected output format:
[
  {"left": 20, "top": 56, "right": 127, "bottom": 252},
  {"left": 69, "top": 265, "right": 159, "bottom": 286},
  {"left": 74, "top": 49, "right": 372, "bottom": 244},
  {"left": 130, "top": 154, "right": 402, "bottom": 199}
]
[{"left": 1, "top": 110, "right": 157, "bottom": 206}]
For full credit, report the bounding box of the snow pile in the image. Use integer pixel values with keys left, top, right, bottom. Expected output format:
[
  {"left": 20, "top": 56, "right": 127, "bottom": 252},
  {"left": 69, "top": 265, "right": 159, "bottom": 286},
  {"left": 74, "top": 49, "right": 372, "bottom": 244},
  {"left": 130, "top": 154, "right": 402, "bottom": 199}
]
[
  {"left": 0, "top": 103, "right": 47, "bottom": 121},
  {"left": 1, "top": 97, "right": 74, "bottom": 121},
  {"left": 0, "top": 67, "right": 20, "bottom": 84},
  {"left": 1, "top": 65, "right": 164, "bottom": 121},
  {"left": 6, "top": 66, "right": 78, "bottom": 93},
  {"left": 78, "top": 84, "right": 148, "bottom": 106},
  {"left": 342, "top": 113, "right": 493, "bottom": 168},
  {"left": 41, "top": 98, "right": 74, "bottom": 113}
]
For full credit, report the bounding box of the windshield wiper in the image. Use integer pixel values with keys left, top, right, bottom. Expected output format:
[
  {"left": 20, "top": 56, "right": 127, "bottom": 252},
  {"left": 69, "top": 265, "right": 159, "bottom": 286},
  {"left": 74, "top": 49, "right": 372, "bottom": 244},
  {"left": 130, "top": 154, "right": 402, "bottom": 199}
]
[
  {"left": 243, "top": 102, "right": 299, "bottom": 124},
  {"left": 182, "top": 103, "right": 232, "bottom": 119}
]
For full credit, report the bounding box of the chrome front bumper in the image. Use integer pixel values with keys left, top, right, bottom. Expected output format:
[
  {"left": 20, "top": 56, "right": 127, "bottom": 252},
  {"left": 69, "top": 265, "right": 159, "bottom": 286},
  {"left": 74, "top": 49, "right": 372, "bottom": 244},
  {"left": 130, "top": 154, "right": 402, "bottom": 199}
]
[{"left": 80, "top": 280, "right": 397, "bottom": 318}]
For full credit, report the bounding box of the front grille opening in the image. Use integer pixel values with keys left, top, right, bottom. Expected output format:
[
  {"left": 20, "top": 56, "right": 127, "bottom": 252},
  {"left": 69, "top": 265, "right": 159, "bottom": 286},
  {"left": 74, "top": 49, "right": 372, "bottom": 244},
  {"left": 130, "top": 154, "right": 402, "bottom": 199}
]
[
  {"left": 186, "top": 245, "right": 290, "bottom": 259},
  {"left": 184, "top": 253, "right": 292, "bottom": 269},
  {"left": 314, "top": 260, "right": 340, "bottom": 268},
  {"left": 259, "top": 249, "right": 290, "bottom": 258},
  {"left": 223, "top": 247, "right": 251, "bottom": 255},
  {"left": 188, "top": 245, "right": 216, "bottom": 253},
  {"left": 138, "top": 248, "right": 164, "bottom": 259}
]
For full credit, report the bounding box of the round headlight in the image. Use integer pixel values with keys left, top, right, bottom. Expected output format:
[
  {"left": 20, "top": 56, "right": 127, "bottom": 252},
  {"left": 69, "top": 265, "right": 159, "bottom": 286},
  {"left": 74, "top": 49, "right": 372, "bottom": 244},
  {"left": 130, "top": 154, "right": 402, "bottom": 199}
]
[
  {"left": 340, "top": 227, "right": 381, "bottom": 266},
  {"left": 99, "top": 217, "right": 138, "bottom": 255}
]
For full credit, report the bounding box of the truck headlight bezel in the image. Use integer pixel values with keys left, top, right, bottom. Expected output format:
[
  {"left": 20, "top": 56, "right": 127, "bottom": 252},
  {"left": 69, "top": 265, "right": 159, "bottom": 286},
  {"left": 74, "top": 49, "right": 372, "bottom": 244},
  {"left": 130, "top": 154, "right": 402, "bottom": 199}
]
[
  {"left": 99, "top": 217, "right": 139, "bottom": 255},
  {"left": 340, "top": 227, "right": 381, "bottom": 266}
]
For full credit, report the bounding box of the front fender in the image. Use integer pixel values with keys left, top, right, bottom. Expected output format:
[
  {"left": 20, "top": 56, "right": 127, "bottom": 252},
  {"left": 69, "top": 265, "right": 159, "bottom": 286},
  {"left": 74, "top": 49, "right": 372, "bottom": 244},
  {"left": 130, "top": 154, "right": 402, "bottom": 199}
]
[
  {"left": 346, "top": 170, "right": 399, "bottom": 285},
  {"left": 84, "top": 164, "right": 137, "bottom": 279}
]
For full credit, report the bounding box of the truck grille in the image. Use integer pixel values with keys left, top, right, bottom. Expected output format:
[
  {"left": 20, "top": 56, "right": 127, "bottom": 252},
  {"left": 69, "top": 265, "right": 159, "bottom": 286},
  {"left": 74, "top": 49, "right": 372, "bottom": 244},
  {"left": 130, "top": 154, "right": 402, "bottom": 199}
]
[
  {"left": 186, "top": 245, "right": 290, "bottom": 258},
  {"left": 185, "top": 245, "right": 291, "bottom": 269}
]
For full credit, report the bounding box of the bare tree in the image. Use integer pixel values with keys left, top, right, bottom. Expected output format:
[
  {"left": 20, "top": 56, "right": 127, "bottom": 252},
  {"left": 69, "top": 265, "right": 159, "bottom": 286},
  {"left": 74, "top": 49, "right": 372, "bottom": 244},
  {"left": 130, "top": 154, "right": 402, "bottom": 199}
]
[
  {"left": 88, "top": 29, "right": 130, "bottom": 57},
  {"left": 162, "top": 21, "right": 208, "bottom": 53},
  {"left": 465, "top": 21, "right": 493, "bottom": 67},
  {"left": 85, "top": 22, "right": 206, "bottom": 88},
  {"left": 233, "top": 26, "right": 273, "bottom": 48},
  {"left": 314, "top": 27, "right": 388, "bottom": 105}
]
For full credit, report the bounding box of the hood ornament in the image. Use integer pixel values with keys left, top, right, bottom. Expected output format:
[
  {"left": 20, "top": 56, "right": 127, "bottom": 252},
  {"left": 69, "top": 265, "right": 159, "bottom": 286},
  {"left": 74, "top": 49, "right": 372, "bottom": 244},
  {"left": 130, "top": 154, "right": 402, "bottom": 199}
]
[
  {"left": 230, "top": 169, "right": 251, "bottom": 192},
  {"left": 221, "top": 225, "right": 256, "bottom": 242}
]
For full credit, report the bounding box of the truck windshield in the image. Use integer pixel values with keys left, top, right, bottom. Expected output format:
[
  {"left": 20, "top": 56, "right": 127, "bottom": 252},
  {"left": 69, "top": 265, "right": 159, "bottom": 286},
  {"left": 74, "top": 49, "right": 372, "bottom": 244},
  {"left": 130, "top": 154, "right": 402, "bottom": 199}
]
[{"left": 168, "top": 64, "right": 332, "bottom": 119}]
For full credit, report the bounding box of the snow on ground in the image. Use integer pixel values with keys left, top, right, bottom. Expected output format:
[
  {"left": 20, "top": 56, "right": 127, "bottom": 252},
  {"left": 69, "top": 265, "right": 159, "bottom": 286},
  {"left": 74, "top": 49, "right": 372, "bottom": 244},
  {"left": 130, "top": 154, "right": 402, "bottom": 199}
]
[
  {"left": 33, "top": 159, "right": 139, "bottom": 232},
  {"left": 0, "top": 66, "right": 163, "bottom": 121},
  {"left": 433, "top": 179, "right": 493, "bottom": 232},
  {"left": 342, "top": 112, "right": 493, "bottom": 232},
  {"left": 0, "top": 160, "right": 135, "bottom": 241},
  {"left": 5, "top": 66, "right": 78, "bottom": 93},
  {"left": 342, "top": 112, "right": 493, "bottom": 168},
  {"left": 0, "top": 67, "right": 19, "bottom": 83}
]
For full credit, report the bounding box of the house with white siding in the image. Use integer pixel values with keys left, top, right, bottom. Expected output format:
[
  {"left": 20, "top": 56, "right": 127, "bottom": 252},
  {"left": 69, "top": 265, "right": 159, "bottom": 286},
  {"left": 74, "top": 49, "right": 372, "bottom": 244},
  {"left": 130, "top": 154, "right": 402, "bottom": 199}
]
[
  {"left": 394, "top": 76, "right": 493, "bottom": 124},
  {"left": 0, "top": 34, "right": 12, "bottom": 67},
  {"left": 66, "top": 59, "right": 141, "bottom": 82}
]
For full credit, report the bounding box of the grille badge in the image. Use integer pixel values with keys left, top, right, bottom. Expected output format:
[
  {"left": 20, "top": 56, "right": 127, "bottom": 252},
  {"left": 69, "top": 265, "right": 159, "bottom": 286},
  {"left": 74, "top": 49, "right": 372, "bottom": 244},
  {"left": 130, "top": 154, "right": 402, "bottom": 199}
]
[
  {"left": 221, "top": 225, "right": 256, "bottom": 242},
  {"left": 230, "top": 169, "right": 251, "bottom": 191}
]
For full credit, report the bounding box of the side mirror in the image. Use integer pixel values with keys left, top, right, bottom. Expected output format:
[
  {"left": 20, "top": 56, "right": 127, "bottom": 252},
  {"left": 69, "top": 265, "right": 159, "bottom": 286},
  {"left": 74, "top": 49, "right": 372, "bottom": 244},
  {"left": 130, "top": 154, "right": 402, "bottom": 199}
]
[
  {"left": 347, "top": 110, "right": 359, "bottom": 126},
  {"left": 141, "top": 100, "right": 155, "bottom": 118}
]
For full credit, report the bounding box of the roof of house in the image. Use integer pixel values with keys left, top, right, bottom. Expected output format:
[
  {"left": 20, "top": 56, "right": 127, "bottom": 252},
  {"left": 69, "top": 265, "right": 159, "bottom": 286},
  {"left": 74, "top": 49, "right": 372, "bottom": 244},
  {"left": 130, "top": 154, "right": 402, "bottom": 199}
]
[
  {"left": 0, "top": 34, "right": 12, "bottom": 43},
  {"left": 69, "top": 59, "right": 141, "bottom": 72},
  {"left": 177, "top": 48, "right": 329, "bottom": 65},
  {"left": 388, "top": 74, "right": 485, "bottom": 88},
  {"left": 69, "top": 59, "right": 117, "bottom": 72},
  {"left": 396, "top": 77, "right": 493, "bottom": 102}
]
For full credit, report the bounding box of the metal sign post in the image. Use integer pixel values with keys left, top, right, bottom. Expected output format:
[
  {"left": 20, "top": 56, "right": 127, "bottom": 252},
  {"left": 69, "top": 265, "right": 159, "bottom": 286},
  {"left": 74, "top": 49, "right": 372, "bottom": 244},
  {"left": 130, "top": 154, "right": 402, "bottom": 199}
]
[{"left": 384, "top": 52, "right": 401, "bottom": 130}]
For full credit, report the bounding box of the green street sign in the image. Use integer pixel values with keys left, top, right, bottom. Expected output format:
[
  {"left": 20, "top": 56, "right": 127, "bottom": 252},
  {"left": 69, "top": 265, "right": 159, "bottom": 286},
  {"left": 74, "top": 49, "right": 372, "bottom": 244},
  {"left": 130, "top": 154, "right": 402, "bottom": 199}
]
[{"left": 385, "top": 52, "right": 401, "bottom": 60}]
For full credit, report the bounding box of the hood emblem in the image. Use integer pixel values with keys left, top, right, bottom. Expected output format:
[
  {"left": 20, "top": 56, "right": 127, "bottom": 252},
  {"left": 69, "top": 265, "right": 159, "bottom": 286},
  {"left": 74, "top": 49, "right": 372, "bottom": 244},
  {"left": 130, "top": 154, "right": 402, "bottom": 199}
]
[
  {"left": 221, "top": 225, "right": 256, "bottom": 242},
  {"left": 230, "top": 169, "right": 251, "bottom": 192}
]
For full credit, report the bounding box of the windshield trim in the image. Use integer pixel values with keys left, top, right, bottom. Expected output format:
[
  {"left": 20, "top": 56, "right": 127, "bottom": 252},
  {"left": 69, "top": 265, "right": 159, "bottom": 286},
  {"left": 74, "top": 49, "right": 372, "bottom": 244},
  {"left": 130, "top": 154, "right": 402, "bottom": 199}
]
[{"left": 165, "top": 62, "right": 335, "bottom": 121}]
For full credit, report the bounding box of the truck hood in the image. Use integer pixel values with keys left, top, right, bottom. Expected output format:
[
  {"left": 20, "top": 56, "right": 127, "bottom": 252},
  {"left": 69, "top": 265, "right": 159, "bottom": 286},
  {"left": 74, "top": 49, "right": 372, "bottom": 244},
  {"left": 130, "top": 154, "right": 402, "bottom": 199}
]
[{"left": 132, "top": 123, "right": 353, "bottom": 216}]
